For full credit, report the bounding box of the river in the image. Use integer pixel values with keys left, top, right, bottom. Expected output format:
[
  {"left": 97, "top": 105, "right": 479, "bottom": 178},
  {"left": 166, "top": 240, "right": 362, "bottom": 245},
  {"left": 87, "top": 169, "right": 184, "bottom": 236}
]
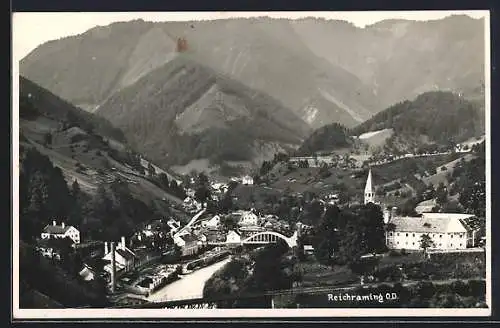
[{"left": 147, "top": 257, "right": 231, "bottom": 302}]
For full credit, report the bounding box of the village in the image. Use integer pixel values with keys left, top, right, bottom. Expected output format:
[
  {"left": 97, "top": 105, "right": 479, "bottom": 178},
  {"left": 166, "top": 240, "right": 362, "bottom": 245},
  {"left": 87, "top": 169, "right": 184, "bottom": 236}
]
[{"left": 32, "top": 140, "right": 486, "bottom": 307}]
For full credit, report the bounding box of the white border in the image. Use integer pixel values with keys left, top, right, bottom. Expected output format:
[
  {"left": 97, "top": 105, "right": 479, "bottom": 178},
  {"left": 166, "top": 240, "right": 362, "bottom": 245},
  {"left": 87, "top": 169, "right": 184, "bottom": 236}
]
[{"left": 12, "top": 10, "right": 492, "bottom": 319}]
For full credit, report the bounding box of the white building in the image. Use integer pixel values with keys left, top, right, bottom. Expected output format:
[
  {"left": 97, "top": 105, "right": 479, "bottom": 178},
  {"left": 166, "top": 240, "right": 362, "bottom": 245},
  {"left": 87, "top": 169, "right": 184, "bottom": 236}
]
[
  {"left": 226, "top": 230, "right": 241, "bottom": 243},
  {"left": 242, "top": 175, "right": 254, "bottom": 185},
  {"left": 174, "top": 232, "right": 201, "bottom": 256},
  {"left": 41, "top": 220, "right": 80, "bottom": 244},
  {"left": 236, "top": 211, "right": 259, "bottom": 226},
  {"left": 385, "top": 213, "right": 476, "bottom": 251},
  {"left": 201, "top": 215, "right": 221, "bottom": 229},
  {"left": 102, "top": 237, "right": 137, "bottom": 274}
]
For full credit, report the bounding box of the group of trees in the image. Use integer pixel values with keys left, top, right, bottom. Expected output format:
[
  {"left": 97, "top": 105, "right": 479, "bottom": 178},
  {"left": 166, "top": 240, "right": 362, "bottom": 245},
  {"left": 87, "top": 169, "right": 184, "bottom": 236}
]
[
  {"left": 20, "top": 146, "right": 161, "bottom": 242},
  {"left": 310, "top": 203, "right": 386, "bottom": 266},
  {"left": 296, "top": 123, "right": 350, "bottom": 156},
  {"left": 203, "top": 241, "right": 297, "bottom": 308}
]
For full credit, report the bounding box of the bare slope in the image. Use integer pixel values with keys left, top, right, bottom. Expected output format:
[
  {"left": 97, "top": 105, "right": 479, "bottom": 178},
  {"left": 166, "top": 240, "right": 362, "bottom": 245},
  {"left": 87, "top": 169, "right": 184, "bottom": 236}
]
[{"left": 96, "top": 56, "right": 311, "bottom": 169}]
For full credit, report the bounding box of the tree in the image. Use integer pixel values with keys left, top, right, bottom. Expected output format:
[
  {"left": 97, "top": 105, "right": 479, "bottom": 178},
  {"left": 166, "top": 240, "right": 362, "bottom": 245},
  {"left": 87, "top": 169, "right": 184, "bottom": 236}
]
[
  {"left": 43, "top": 132, "right": 52, "bottom": 147},
  {"left": 436, "top": 182, "right": 448, "bottom": 206},
  {"left": 419, "top": 234, "right": 435, "bottom": 257},
  {"left": 313, "top": 205, "right": 340, "bottom": 264},
  {"left": 158, "top": 173, "right": 169, "bottom": 189}
]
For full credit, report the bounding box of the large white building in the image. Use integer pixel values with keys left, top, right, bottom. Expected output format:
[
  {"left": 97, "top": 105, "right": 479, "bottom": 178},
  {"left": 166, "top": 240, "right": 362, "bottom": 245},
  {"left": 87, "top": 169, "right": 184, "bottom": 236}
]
[
  {"left": 385, "top": 213, "right": 476, "bottom": 251},
  {"left": 41, "top": 220, "right": 80, "bottom": 244}
]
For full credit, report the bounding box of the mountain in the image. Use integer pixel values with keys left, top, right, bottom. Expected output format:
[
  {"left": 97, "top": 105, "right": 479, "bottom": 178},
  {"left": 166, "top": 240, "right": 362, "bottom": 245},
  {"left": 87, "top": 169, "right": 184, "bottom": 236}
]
[
  {"left": 95, "top": 56, "right": 311, "bottom": 173},
  {"left": 350, "top": 91, "right": 485, "bottom": 152},
  {"left": 19, "top": 76, "right": 189, "bottom": 227},
  {"left": 20, "top": 15, "right": 485, "bottom": 130}
]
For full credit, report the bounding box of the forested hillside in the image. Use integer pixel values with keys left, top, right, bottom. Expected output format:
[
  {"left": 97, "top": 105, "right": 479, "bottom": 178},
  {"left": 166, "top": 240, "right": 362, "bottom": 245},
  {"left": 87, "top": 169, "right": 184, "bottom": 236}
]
[
  {"left": 97, "top": 56, "right": 310, "bottom": 168},
  {"left": 351, "top": 91, "right": 484, "bottom": 145}
]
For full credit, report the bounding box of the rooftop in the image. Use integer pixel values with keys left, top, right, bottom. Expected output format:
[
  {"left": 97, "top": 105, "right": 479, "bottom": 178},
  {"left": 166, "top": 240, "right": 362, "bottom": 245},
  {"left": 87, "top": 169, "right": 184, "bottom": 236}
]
[
  {"left": 388, "top": 213, "right": 473, "bottom": 233},
  {"left": 42, "top": 224, "right": 73, "bottom": 234}
]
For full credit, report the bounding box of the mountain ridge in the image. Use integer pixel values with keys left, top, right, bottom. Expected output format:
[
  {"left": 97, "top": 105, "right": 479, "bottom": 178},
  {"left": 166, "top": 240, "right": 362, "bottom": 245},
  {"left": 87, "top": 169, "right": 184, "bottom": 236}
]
[{"left": 20, "top": 15, "right": 485, "bottom": 130}]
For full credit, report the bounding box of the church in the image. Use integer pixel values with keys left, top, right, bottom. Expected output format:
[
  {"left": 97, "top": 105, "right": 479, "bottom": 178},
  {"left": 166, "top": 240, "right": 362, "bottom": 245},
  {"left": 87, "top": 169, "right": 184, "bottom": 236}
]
[{"left": 362, "top": 168, "right": 478, "bottom": 251}]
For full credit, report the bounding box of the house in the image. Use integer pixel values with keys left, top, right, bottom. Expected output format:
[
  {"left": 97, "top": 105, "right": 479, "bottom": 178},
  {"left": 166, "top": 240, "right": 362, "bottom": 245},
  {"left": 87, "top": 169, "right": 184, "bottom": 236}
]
[
  {"left": 35, "top": 239, "right": 63, "bottom": 260},
  {"left": 173, "top": 233, "right": 201, "bottom": 257},
  {"left": 167, "top": 219, "right": 181, "bottom": 235},
  {"left": 237, "top": 211, "right": 259, "bottom": 226},
  {"left": 304, "top": 245, "right": 315, "bottom": 255},
  {"left": 226, "top": 230, "right": 241, "bottom": 244},
  {"left": 385, "top": 213, "right": 476, "bottom": 251},
  {"left": 242, "top": 175, "right": 254, "bottom": 185},
  {"left": 41, "top": 220, "right": 80, "bottom": 244},
  {"left": 103, "top": 237, "right": 137, "bottom": 275},
  {"left": 78, "top": 264, "right": 96, "bottom": 281},
  {"left": 202, "top": 215, "right": 221, "bottom": 229}
]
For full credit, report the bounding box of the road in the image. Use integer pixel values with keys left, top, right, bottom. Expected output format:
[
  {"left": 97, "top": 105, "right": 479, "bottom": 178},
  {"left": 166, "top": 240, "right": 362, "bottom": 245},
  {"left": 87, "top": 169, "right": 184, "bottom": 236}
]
[
  {"left": 146, "top": 257, "right": 231, "bottom": 302},
  {"left": 175, "top": 208, "right": 207, "bottom": 237}
]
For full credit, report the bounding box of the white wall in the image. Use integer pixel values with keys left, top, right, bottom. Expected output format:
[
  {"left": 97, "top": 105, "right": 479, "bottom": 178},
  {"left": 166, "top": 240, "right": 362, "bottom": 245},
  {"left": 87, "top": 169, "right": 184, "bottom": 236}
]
[{"left": 386, "top": 231, "right": 468, "bottom": 250}]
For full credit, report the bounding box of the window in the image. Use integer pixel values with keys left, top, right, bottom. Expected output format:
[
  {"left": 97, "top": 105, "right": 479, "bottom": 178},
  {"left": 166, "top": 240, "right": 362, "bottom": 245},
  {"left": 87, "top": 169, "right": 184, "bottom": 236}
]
[
  {"left": 397, "top": 233, "right": 400, "bottom": 236},
  {"left": 450, "top": 234, "right": 453, "bottom": 238},
  {"left": 412, "top": 233, "right": 415, "bottom": 237},
  {"left": 460, "top": 243, "right": 462, "bottom": 247},
  {"left": 459, "top": 234, "right": 463, "bottom": 238},
  {"left": 406, "top": 233, "right": 408, "bottom": 237},
  {"left": 450, "top": 244, "right": 453, "bottom": 247},
  {"left": 389, "top": 232, "right": 393, "bottom": 236},
  {"left": 397, "top": 241, "right": 399, "bottom": 244},
  {"left": 412, "top": 242, "right": 414, "bottom": 245},
  {"left": 440, "top": 235, "right": 443, "bottom": 238}
]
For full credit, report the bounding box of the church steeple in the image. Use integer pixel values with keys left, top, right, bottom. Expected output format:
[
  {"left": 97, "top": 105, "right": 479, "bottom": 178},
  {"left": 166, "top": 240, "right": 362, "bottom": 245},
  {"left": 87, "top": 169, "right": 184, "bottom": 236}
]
[{"left": 364, "top": 168, "right": 374, "bottom": 204}]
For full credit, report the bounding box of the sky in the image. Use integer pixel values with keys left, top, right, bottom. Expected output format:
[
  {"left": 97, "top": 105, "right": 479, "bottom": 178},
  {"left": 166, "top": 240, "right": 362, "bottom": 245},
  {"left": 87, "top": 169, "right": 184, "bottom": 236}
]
[{"left": 13, "top": 10, "right": 488, "bottom": 60}]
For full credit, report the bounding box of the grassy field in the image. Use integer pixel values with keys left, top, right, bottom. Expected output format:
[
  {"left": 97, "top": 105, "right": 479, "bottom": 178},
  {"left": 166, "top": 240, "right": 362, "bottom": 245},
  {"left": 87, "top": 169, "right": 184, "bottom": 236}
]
[{"left": 298, "top": 258, "right": 359, "bottom": 288}]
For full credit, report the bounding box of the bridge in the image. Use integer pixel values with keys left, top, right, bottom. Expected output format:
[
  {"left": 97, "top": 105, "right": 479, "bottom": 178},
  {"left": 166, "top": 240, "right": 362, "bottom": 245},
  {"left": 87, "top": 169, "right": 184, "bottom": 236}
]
[{"left": 208, "top": 230, "right": 298, "bottom": 248}]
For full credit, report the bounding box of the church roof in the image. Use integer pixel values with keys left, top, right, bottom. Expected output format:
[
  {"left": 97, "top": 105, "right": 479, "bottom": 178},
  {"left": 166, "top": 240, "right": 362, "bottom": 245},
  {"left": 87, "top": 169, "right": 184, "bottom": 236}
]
[{"left": 364, "top": 169, "right": 373, "bottom": 193}]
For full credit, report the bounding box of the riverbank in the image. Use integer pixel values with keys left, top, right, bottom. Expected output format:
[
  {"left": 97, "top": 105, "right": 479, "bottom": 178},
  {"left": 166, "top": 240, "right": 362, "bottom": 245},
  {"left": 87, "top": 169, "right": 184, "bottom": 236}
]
[{"left": 146, "top": 257, "right": 231, "bottom": 302}]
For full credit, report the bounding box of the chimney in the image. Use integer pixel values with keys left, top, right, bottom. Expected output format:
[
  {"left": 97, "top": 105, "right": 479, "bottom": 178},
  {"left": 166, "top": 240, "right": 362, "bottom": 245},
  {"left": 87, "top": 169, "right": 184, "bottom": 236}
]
[
  {"left": 61, "top": 222, "right": 65, "bottom": 228},
  {"left": 53, "top": 220, "right": 56, "bottom": 226},
  {"left": 110, "top": 242, "right": 116, "bottom": 293},
  {"left": 104, "top": 241, "right": 109, "bottom": 254},
  {"left": 121, "top": 236, "right": 126, "bottom": 250}
]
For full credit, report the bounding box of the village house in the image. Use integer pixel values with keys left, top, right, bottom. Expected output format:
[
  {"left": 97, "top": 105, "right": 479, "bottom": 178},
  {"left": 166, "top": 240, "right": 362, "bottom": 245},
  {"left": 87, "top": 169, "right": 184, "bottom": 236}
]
[
  {"left": 35, "top": 239, "right": 63, "bottom": 260},
  {"left": 234, "top": 210, "right": 259, "bottom": 226},
  {"left": 385, "top": 213, "right": 477, "bottom": 251},
  {"left": 41, "top": 220, "right": 80, "bottom": 244},
  {"left": 242, "top": 175, "right": 254, "bottom": 185},
  {"left": 103, "top": 237, "right": 137, "bottom": 275},
  {"left": 173, "top": 232, "right": 201, "bottom": 257},
  {"left": 167, "top": 219, "right": 181, "bottom": 235},
  {"left": 78, "top": 264, "right": 97, "bottom": 282},
  {"left": 201, "top": 215, "right": 221, "bottom": 229},
  {"left": 225, "top": 230, "right": 241, "bottom": 244}
]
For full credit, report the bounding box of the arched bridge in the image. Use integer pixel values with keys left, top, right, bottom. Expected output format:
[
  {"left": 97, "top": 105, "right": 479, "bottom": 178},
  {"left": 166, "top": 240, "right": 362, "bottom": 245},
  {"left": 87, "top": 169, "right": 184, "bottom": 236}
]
[
  {"left": 241, "top": 231, "right": 298, "bottom": 248},
  {"left": 208, "top": 230, "right": 298, "bottom": 248}
]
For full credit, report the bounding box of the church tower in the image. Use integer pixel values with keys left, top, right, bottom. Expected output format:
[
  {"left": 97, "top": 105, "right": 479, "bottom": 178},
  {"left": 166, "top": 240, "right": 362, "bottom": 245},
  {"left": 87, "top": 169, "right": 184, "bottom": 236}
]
[{"left": 364, "top": 168, "right": 375, "bottom": 204}]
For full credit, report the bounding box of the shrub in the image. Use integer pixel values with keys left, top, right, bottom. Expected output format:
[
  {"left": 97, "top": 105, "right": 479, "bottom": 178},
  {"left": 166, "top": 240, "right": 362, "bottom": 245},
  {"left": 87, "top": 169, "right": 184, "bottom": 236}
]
[{"left": 389, "top": 250, "right": 401, "bottom": 257}]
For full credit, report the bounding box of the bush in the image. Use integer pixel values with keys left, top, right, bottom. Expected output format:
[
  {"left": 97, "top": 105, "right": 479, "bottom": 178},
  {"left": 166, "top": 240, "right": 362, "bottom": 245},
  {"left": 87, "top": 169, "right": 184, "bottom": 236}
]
[
  {"left": 441, "top": 166, "right": 447, "bottom": 171},
  {"left": 389, "top": 250, "right": 401, "bottom": 257}
]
